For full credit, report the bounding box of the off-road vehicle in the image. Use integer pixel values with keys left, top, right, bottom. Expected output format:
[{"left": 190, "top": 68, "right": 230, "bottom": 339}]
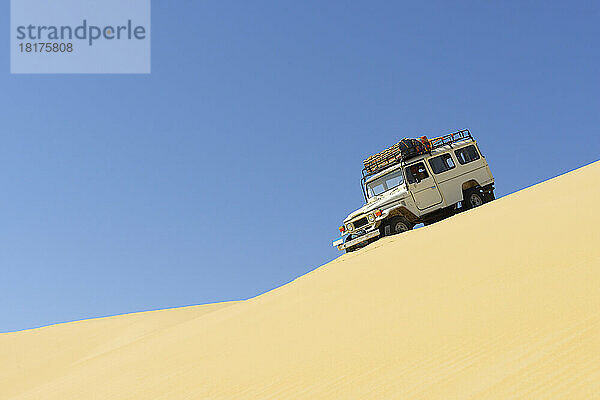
[{"left": 333, "top": 129, "right": 495, "bottom": 252}]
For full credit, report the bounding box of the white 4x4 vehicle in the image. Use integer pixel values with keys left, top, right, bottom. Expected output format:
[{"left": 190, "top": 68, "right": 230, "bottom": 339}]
[{"left": 333, "top": 129, "right": 495, "bottom": 252}]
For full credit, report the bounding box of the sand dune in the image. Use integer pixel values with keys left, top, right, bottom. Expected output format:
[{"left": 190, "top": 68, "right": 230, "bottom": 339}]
[{"left": 2, "top": 161, "right": 600, "bottom": 399}]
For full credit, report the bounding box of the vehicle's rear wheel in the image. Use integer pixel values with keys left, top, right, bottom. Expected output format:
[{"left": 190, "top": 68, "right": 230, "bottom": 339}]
[
  {"left": 464, "top": 189, "right": 485, "bottom": 209},
  {"left": 380, "top": 216, "right": 413, "bottom": 236}
]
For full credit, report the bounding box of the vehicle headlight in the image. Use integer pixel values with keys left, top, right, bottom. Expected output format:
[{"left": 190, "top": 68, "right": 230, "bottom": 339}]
[
  {"left": 367, "top": 214, "right": 375, "bottom": 222},
  {"left": 345, "top": 223, "right": 354, "bottom": 232}
]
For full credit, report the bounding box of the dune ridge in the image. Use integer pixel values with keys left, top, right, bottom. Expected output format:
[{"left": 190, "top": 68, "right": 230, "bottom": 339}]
[{"left": 2, "top": 161, "right": 600, "bottom": 399}]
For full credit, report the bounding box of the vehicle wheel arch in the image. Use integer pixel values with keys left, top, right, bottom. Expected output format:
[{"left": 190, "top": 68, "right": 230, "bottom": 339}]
[
  {"left": 386, "top": 206, "right": 418, "bottom": 224},
  {"left": 461, "top": 180, "right": 480, "bottom": 196}
]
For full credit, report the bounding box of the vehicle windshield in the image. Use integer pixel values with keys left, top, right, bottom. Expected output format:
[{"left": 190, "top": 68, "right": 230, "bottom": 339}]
[{"left": 365, "top": 168, "right": 405, "bottom": 198}]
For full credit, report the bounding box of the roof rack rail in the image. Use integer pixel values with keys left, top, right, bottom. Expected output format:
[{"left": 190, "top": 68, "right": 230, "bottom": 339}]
[
  {"left": 361, "top": 129, "right": 473, "bottom": 178},
  {"left": 428, "top": 129, "right": 472, "bottom": 150}
]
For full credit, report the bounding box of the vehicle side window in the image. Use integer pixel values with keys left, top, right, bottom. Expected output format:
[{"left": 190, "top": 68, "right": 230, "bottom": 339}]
[
  {"left": 405, "top": 162, "right": 429, "bottom": 184},
  {"left": 428, "top": 154, "right": 456, "bottom": 174},
  {"left": 454, "top": 145, "right": 480, "bottom": 165}
]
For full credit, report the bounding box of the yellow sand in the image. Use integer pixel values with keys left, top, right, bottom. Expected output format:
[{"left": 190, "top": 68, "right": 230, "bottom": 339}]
[{"left": 2, "top": 161, "right": 600, "bottom": 399}]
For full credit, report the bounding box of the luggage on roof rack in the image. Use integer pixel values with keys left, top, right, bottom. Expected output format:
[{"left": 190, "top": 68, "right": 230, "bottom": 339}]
[
  {"left": 363, "top": 138, "right": 427, "bottom": 175},
  {"left": 362, "top": 129, "right": 473, "bottom": 176}
]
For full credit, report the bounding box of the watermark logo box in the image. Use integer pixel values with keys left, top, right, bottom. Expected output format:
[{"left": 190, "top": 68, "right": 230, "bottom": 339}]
[{"left": 11, "top": 0, "right": 150, "bottom": 74}]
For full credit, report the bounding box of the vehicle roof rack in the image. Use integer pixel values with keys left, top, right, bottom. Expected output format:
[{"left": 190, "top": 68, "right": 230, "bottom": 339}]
[
  {"left": 428, "top": 129, "right": 472, "bottom": 150},
  {"left": 361, "top": 129, "right": 473, "bottom": 178}
]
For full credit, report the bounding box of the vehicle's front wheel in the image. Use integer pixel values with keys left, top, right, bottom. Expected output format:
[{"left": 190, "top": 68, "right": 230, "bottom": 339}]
[
  {"left": 380, "top": 217, "right": 413, "bottom": 237},
  {"left": 344, "top": 235, "right": 356, "bottom": 253},
  {"left": 464, "top": 189, "right": 485, "bottom": 209}
]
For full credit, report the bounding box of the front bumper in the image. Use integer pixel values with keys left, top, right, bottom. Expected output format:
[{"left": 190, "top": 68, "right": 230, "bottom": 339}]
[{"left": 332, "top": 229, "right": 380, "bottom": 251}]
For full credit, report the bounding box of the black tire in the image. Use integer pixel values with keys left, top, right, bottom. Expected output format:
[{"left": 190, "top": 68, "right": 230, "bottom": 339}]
[
  {"left": 464, "top": 189, "right": 485, "bottom": 209},
  {"left": 380, "top": 216, "right": 413, "bottom": 237},
  {"left": 344, "top": 235, "right": 356, "bottom": 253}
]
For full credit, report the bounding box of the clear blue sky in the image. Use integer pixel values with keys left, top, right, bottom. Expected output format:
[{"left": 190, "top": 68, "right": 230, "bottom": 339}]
[{"left": 1, "top": 1, "right": 599, "bottom": 332}]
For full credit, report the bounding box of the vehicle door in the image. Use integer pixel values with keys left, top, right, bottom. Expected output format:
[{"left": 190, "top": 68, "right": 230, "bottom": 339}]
[{"left": 405, "top": 161, "right": 443, "bottom": 210}]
